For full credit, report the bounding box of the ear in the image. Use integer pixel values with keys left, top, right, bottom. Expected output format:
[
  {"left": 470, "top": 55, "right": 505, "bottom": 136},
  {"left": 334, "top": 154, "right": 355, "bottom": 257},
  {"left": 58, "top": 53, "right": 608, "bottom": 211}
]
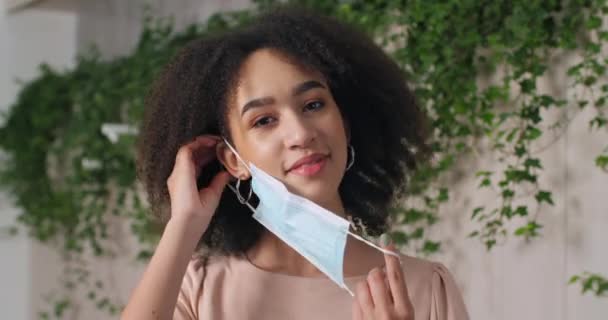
[{"left": 216, "top": 141, "right": 251, "bottom": 180}]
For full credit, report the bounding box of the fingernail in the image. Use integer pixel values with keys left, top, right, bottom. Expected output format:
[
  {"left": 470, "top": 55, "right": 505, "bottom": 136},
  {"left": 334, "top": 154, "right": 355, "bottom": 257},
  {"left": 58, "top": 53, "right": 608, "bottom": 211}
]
[{"left": 368, "top": 267, "right": 381, "bottom": 279}]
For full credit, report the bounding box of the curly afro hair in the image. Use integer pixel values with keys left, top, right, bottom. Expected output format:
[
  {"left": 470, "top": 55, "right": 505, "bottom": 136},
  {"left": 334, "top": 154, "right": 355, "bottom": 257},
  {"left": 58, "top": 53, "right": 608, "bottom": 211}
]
[{"left": 136, "top": 6, "right": 431, "bottom": 255}]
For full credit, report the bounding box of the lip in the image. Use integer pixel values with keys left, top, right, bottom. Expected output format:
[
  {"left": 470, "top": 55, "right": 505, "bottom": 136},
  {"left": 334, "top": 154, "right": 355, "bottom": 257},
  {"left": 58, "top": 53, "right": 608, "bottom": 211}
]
[{"left": 287, "top": 153, "right": 329, "bottom": 174}]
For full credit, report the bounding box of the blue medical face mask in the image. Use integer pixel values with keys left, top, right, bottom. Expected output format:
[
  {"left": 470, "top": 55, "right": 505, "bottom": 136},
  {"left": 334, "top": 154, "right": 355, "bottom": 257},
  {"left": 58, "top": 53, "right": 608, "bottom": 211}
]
[{"left": 222, "top": 139, "right": 399, "bottom": 296}]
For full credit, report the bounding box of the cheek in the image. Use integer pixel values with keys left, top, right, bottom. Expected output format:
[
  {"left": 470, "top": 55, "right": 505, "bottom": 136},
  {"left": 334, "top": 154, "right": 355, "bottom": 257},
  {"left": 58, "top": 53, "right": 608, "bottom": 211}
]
[
  {"left": 326, "top": 108, "right": 348, "bottom": 146},
  {"left": 244, "top": 134, "right": 284, "bottom": 174},
  {"left": 322, "top": 107, "right": 349, "bottom": 166}
]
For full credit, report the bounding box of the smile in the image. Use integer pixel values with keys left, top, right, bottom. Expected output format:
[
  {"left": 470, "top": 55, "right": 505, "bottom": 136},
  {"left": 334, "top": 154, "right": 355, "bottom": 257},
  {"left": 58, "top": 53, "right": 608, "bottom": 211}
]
[{"left": 288, "top": 154, "right": 328, "bottom": 176}]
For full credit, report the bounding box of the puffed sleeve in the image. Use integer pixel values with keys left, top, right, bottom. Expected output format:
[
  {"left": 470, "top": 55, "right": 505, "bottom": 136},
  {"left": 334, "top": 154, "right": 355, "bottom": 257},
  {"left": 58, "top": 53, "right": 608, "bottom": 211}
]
[
  {"left": 173, "top": 257, "right": 206, "bottom": 320},
  {"left": 429, "top": 263, "right": 469, "bottom": 320}
]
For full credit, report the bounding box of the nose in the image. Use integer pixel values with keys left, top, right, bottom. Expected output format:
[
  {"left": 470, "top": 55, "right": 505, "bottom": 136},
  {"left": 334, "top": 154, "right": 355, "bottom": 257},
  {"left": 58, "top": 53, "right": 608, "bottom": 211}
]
[{"left": 283, "top": 112, "right": 317, "bottom": 150}]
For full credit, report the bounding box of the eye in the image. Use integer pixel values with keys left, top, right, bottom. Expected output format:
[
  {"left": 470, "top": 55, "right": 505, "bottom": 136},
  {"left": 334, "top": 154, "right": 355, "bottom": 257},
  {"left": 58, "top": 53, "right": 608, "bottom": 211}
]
[
  {"left": 253, "top": 116, "right": 276, "bottom": 128},
  {"left": 304, "top": 100, "right": 325, "bottom": 112}
]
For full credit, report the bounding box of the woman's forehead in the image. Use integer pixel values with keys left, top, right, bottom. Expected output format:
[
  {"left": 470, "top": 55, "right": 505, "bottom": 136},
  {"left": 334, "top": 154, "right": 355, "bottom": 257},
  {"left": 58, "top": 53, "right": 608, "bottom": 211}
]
[
  {"left": 230, "top": 49, "right": 328, "bottom": 111},
  {"left": 239, "top": 50, "right": 323, "bottom": 88}
]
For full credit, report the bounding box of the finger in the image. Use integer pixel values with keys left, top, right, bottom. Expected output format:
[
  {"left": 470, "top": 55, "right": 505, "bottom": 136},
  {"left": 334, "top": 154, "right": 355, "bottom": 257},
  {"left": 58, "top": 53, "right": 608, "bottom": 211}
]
[
  {"left": 355, "top": 280, "right": 374, "bottom": 320},
  {"left": 194, "top": 134, "right": 221, "bottom": 144},
  {"left": 367, "top": 267, "right": 392, "bottom": 311},
  {"left": 175, "top": 138, "right": 215, "bottom": 171},
  {"left": 191, "top": 137, "right": 219, "bottom": 160},
  {"left": 189, "top": 138, "right": 221, "bottom": 176},
  {"left": 175, "top": 145, "right": 194, "bottom": 169},
  {"left": 193, "top": 151, "right": 217, "bottom": 177},
  {"left": 199, "top": 171, "right": 231, "bottom": 204},
  {"left": 351, "top": 298, "right": 363, "bottom": 320},
  {"left": 384, "top": 244, "right": 412, "bottom": 315}
]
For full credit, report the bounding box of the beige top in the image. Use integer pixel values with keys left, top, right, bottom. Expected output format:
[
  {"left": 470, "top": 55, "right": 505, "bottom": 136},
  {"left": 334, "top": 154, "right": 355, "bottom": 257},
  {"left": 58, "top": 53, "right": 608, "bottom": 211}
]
[{"left": 173, "top": 253, "right": 469, "bottom": 320}]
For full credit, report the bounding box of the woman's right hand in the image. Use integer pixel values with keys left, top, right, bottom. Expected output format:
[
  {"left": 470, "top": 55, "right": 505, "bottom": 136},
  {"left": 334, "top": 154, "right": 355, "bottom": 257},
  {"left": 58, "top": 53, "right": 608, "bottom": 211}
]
[
  {"left": 122, "top": 135, "right": 230, "bottom": 320},
  {"left": 166, "top": 135, "right": 231, "bottom": 228}
]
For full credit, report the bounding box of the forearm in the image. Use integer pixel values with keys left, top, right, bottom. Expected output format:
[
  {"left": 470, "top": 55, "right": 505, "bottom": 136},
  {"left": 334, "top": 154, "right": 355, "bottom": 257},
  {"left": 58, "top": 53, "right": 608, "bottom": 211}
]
[{"left": 121, "top": 217, "right": 206, "bottom": 320}]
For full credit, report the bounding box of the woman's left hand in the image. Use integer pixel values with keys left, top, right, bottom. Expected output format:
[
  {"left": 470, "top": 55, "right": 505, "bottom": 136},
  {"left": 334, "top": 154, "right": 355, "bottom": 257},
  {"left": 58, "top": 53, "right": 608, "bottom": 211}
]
[{"left": 352, "top": 245, "right": 415, "bottom": 320}]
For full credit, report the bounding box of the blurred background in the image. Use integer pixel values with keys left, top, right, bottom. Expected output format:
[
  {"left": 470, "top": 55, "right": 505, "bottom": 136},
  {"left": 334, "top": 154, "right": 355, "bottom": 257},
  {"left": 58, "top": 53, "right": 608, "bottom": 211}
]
[{"left": 0, "top": 0, "right": 607, "bottom": 319}]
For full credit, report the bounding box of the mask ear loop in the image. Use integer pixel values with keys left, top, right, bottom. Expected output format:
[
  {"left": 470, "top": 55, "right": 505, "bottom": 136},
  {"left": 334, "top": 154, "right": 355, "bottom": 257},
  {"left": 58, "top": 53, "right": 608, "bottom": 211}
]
[
  {"left": 222, "top": 139, "right": 257, "bottom": 212},
  {"left": 222, "top": 139, "right": 251, "bottom": 172},
  {"left": 343, "top": 284, "right": 355, "bottom": 297},
  {"left": 345, "top": 144, "right": 355, "bottom": 171},
  {"left": 234, "top": 178, "right": 253, "bottom": 204},
  {"left": 226, "top": 183, "right": 257, "bottom": 212},
  {"left": 346, "top": 231, "right": 400, "bottom": 259}
]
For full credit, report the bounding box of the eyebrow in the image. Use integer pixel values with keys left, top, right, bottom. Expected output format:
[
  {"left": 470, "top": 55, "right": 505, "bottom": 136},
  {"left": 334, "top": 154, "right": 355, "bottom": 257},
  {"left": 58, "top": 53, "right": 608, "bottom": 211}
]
[{"left": 240, "top": 80, "right": 326, "bottom": 117}]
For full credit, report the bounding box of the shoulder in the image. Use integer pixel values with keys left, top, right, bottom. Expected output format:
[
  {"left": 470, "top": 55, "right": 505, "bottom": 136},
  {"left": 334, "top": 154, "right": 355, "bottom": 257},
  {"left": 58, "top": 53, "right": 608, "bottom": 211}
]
[
  {"left": 399, "top": 253, "right": 459, "bottom": 280},
  {"left": 397, "top": 252, "right": 460, "bottom": 291},
  {"left": 182, "top": 253, "right": 234, "bottom": 282},
  {"left": 398, "top": 253, "right": 469, "bottom": 320},
  {"left": 398, "top": 253, "right": 443, "bottom": 280},
  {"left": 176, "top": 253, "right": 236, "bottom": 317}
]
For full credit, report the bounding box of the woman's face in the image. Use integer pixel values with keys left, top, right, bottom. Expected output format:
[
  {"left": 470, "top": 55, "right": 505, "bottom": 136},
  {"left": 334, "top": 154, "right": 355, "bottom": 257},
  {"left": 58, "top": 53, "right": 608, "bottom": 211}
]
[{"left": 219, "top": 48, "right": 349, "bottom": 210}]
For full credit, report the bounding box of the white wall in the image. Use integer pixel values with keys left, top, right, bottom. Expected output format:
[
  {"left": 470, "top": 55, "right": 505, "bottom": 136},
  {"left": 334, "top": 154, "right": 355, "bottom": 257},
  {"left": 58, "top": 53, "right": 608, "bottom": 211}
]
[
  {"left": 429, "top": 57, "right": 608, "bottom": 319},
  {"left": 0, "top": 1, "right": 77, "bottom": 319},
  {"left": 76, "top": 0, "right": 251, "bottom": 58}
]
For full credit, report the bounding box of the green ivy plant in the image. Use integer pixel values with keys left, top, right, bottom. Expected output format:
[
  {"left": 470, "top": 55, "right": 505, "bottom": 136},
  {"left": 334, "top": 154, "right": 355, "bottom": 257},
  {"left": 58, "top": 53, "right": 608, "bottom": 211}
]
[
  {"left": 1, "top": 0, "right": 606, "bottom": 318},
  {"left": 570, "top": 272, "right": 608, "bottom": 297}
]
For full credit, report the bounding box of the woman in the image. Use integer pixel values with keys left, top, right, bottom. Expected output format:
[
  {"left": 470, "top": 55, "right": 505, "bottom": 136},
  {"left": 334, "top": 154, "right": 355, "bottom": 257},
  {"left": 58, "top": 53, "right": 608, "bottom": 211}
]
[{"left": 123, "top": 7, "right": 469, "bottom": 320}]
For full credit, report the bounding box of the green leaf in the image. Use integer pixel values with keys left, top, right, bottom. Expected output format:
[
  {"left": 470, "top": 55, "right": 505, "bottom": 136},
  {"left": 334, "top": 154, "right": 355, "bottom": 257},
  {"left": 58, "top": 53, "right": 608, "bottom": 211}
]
[
  {"left": 472, "top": 207, "right": 484, "bottom": 219},
  {"left": 586, "top": 16, "right": 602, "bottom": 30},
  {"left": 402, "top": 209, "right": 426, "bottom": 224},
  {"left": 524, "top": 158, "right": 543, "bottom": 169},
  {"left": 437, "top": 188, "right": 449, "bottom": 202},
  {"left": 502, "top": 189, "right": 515, "bottom": 199},
  {"left": 514, "top": 226, "right": 526, "bottom": 236},
  {"left": 485, "top": 239, "right": 497, "bottom": 250},
  {"left": 535, "top": 190, "right": 554, "bottom": 205},
  {"left": 476, "top": 171, "right": 493, "bottom": 177},
  {"left": 389, "top": 231, "right": 409, "bottom": 246},
  {"left": 569, "top": 275, "right": 581, "bottom": 284},
  {"left": 515, "top": 145, "right": 527, "bottom": 157},
  {"left": 479, "top": 178, "right": 492, "bottom": 188},
  {"left": 54, "top": 299, "right": 70, "bottom": 317},
  {"left": 595, "top": 155, "right": 608, "bottom": 170},
  {"left": 539, "top": 95, "right": 555, "bottom": 108},
  {"left": 524, "top": 126, "right": 542, "bottom": 141},
  {"left": 411, "top": 227, "right": 424, "bottom": 239},
  {"left": 583, "top": 76, "right": 597, "bottom": 86},
  {"left": 421, "top": 240, "right": 440, "bottom": 254},
  {"left": 514, "top": 206, "right": 528, "bottom": 217},
  {"left": 590, "top": 116, "right": 607, "bottom": 130},
  {"left": 519, "top": 78, "right": 536, "bottom": 94},
  {"left": 514, "top": 221, "right": 542, "bottom": 237}
]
